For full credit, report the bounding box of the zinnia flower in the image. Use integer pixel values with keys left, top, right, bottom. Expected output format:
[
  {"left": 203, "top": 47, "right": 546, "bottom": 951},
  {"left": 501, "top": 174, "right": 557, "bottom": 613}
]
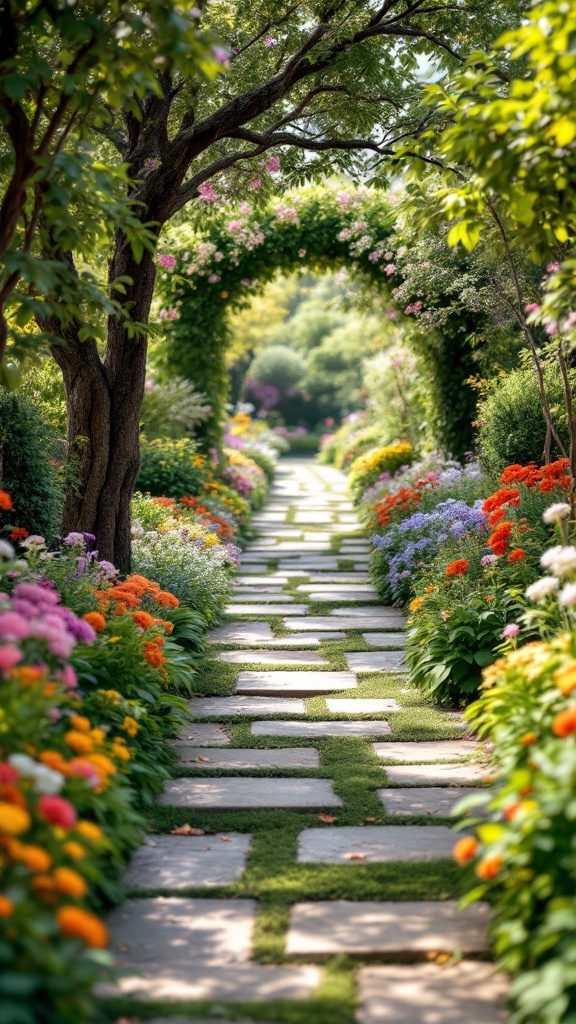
[
  {"left": 475, "top": 855, "right": 503, "bottom": 880},
  {"left": 453, "top": 836, "right": 478, "bottom": 865},
  {"left": 508, "top": 548, "right": 525, "bottom": 563},
  {"left": 501, "top": 623, "right": 520, "bottom": 639},
  {"left": 38, "top": 795, "right": 76, "bottom": 829},
  {"left": 445, "top": 559, "right": 469, "bottom": 577},
  {"left": 56, "top": 906, "right": 108, "bottom": 948},
  {"left": 552, "top": 708, "right": 576, "bottom": 737}
]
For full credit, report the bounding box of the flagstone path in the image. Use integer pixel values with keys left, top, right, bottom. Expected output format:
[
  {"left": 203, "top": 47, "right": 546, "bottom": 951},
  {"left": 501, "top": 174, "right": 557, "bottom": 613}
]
[{"left": 102, "top": 458, "right": 508, "bottom": 1024}]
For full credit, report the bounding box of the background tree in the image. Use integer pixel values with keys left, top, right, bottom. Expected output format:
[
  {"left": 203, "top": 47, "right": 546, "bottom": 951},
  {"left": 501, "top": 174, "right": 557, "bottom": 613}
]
[{"left": 2, "top": 0, "right": 528, "bottom": 566}]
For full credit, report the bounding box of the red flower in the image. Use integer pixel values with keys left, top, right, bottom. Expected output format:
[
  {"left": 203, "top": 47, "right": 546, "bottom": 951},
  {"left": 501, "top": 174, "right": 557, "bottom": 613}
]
[
  {"left": 482, "top": 489, "right": 521, "bottom": 515},
  {"left": 446, "top": 559, "right": 469, "bottom": 577},
  {"left": 552, "top": 709, "right": 576, "bottom": 738},
  {"left": 9, "top": 527, "right": 28, "bottom": 541},
  {"left": 37, "top": 795, "right": 77, "bottom": 829},
  {"left": 0, "top": 490, "right": 12, "bottom": 511},
  {"left": 508, "top": 548, "right": 526, "bottom": 563}
]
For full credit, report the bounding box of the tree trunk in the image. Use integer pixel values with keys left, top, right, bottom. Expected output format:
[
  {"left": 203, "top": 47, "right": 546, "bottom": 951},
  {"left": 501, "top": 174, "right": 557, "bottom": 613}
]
[{"left": 50, "top": 247, "right": 156, "bottom": 570}]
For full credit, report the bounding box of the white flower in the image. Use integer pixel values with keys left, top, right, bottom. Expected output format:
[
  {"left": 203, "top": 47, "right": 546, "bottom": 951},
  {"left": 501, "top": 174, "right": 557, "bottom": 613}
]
[
  {"left": 559, "top": 583, "right": 576, "bottom": 607},
  {"left": 540, "top": 545, "right": 576, "bottom": 576},
  {"left": 20, "top": 535, "right": 45, "bottom": 548},
  {"left": 543, "top": 502, "right": 571, "bottom": 524},
  {"left": 525, "top": 576, "right": 559, "bottom": 603},
  {"left": 9, "top": 753, "right": 38, "bottom": 775},
  {"left": 32, "top": 765, "right": 65, "bottom": 795},
  {"left": 0, "top": 540, "right": 15, "bottom": 559}
]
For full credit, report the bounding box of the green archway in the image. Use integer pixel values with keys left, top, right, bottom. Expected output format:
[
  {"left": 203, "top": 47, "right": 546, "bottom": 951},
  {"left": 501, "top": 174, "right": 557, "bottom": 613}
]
[{"left": 156, "top": 185, "right": 478, "bottom": 455}]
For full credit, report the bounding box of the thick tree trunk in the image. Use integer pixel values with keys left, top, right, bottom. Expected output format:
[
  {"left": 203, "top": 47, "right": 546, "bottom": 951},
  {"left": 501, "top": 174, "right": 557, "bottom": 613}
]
[{"left": 50, "top": 248, "right": 156, "bottom": 570}]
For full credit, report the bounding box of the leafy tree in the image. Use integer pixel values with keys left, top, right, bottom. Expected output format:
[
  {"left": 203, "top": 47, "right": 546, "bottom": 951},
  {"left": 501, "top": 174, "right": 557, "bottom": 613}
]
[{"left": 2, "top": 0, "right": 527, "bottom": 566}]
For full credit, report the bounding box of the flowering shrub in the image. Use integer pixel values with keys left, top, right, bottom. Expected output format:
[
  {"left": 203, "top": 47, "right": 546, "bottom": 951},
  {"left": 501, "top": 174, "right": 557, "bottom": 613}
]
[
  {"left": 136, "top": 436, "right": 210, "bottom": 499},
  {"left": 348, "top": 441, "right": 413, "bottom": 500}
]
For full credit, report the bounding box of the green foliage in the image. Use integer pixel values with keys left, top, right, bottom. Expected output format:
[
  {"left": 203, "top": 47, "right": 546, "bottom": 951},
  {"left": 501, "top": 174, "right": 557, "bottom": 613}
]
[
  {"left": 19, "top": 359, "right": 67, "bottom": 435},
  {"left": 248, "top": 345, "right": 305, "bottom": 392},
  {"left": 477, "top": 363, "right": 573, "bottom": 475},
  {"left": 136, "top": 437, "right": 207, "bottom": 499},
  {"left": 348, "top": 441, "right": 413, "bottom": 500},
  {"left": 140, "top": 377, "right": 211, "bottom": 440},
  {"left": 241, "top": 446, "right": 276, "bottom": 481},
  {"left": 363, "top": 345, "right": 432, "bottom": 450},
  {"left": 0, "top": 389, "right": 62, "bottom": 539}
]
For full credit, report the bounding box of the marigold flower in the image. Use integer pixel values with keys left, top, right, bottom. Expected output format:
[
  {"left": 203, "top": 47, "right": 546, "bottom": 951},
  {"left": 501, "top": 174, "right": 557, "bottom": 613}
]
[
  {"left": 0, "top": 894, "right": 14, "bottom": 917},
  {"left": 153, "top": 618, "right": 174, "bottom": 634},
  {"left": 37, "top": 795, "right": 76, "bottom": 830},
  {"left": 485, "top": 595, "right": 495, "bottom": 603},
  {"left": 0, "top": 783, "right": 27, "bottom": 809},
  {"left": 64, "top": 731, "right": 93, "bottom": 755},
  {"left": 409, "top": 596, "right": 426, "bottom": 613},
  {"left": 82, "top": 612, "right": 106, "bottom": 633},
  {"left": 155, "top": 590, "right": 179, "bottom": 608},
  {"left": 0, "top": 802, "right": 30, "bottom": 836},
  {"left": 112, "top": 742, "right": 131, "bottom": 762},
  {"left": 90, "top": 728, "right": 106, "bottom": 744},
  {"left": 143, "top": 641, "right": 165, "bottom": 667},
  {"left": 70, "top": 715, "right": 91, "bottom": 734},
  {"left": 87, "top": 754, "right": 117, "bottom": 779},
  {"left": 57, "top": 905, "right": 108, "bottom": 948},
  {"left": 18, "top": 844, "right": 52, "bottom": 872},
  {"left": 520, "top": 732, "right": 537, "bottom": 745},
  {"left": 425, "top": 585, "right": 435, "bottom": 593},
  {"left": 554, "top": 664, "right": 576, "bottom": 696},
  {"left": 445, "top": 559, "right": 469, "bottom": 577},
  {"left": 475, "top": 854, "right": 503, "bottom": 880},
  {"left": 482, "top": 488, "right": 521, "bottom": 514},
  {"left": 122, "top": 716, "right": 139, "bottom": 737},
  {"left": 53, "top": 866, "right": 88, "bottom": 898},
  {"left": 75, "top": 821, "right": 103, "bottom": 842},
  {"left": 552, "top": 708, "right": 576, "bottom": 737},
  {"left": 132, "top": 610, "right": 154, "bottom": 630},
  {"left": 63, "top": 841, "right": 86, "bottom": 860},
  {"left": 508, "top": 548, "right": 525, "bottom": 563},
  {"left": 0, "top": 490, "right": 12, "bottom": 511},
  {"left": 453, "top": 836, "right": 478, "bottom": 865}
]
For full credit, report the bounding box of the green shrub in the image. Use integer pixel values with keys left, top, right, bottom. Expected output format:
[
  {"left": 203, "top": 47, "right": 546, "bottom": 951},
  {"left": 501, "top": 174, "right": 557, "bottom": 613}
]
[
  {"left": 0, "top": 389, "right": 62, "bottom": 539},
  {"left": 247, "top": 344, "right": 305, "bottom": 391},
  {"left": 286, "top": 434, "right": 321, "bottom": 453},
  {"left": 348, "top": 441, "right": 413, "bottom": 500},
  {"left": 136, "top": 436, "right": 208, "bottom": 498},
  {"left": 477, "top": 363, "right": 573, "bottom": 475},
  {"left": 242, "top": 445, "right": 276, "bottom": 480}
]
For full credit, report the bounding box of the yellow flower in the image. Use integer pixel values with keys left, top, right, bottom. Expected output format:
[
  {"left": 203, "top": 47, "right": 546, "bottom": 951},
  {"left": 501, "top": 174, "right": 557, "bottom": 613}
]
[
  {"left": 70, "top": 715, "right": 91, "bottom": 734},
  {"left": 63, "top": 841, "right": 86, "bottom": 860},
  {"left": 90, "top": 728, "right": 106, "bottom": 744},
  {"left": 64, "top": 731, "right": 93, "bottom": 755},
  {"left": 0, "top": 803, "right": 31, "bottom": 836},
  {"left": 409, "top": 596, "right": 426, "bottom": 613},
  {"left": 101, "top": 690, "right": 121, "bottom": 704},
  {"left": 53, "top": 866, "right": 88, "bottom": 898},
  {"left": 112, "top": 742, "right": 131, "bottom": 762},
  {"left": 76, "top": 821, "right": 103, "bottom": 842},
  {"left": 555, "top": 662, "right": 576, "bottom": 696},
  {"left": 204, "top": 533, "right": 219, "bottom": 547},
  {"left": 122, "top": 716, "right": 139, "bottom": 737}
]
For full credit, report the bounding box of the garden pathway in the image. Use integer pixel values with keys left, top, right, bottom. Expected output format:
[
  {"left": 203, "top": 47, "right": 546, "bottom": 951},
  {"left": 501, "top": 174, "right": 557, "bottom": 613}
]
[{"left": 102, "top": 458, "right": 508, "bottom": 1024}]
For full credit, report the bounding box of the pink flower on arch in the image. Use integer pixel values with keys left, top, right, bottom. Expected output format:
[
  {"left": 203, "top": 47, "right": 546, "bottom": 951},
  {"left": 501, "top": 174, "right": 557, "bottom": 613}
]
[
  {"left": 251, "top": 177, "right": 261, "bottom": 190},
  {"left": 198, "top": 181, "right": 218, "bottom": 203},
  {"left": 267, "top": 156, "right": 281, "bottom": 172}
]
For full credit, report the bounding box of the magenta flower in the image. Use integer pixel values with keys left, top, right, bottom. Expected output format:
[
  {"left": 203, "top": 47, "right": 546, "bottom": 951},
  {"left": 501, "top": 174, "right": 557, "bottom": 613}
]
[
  {"left": 267, "top": 156, "right": 281, "bottom": 172},
  {"left": 212, "top": 45, "right": 230, "bottom": 65},
  {"left": 384, "top": 263, "right": 396, "bottom": 275},
  {"left": 0, "top": 612, "right": 30, "bottom": 641},
  {"left": 198, "top": 181, "right": 218, "bottom": 203},
  {"left": 251, "top": 176, "right": 261, "bottom": 190},
  {"left": 0, "top": 644, "right": 23, "bottom": 672},
  {"left": 525, "top": 302, "right": 540, "bottom": 314},
  {"left": 157, "top": 254, "right": 176, "bottom": 271},
  {"left": 264, "top": 36, "right": 276, "bottom": 47},
  {"left": 502, "top": 623, "right": 520, "bottom": 639}
]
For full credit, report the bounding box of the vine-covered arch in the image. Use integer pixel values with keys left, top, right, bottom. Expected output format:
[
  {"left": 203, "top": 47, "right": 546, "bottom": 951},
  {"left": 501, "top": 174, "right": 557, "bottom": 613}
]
[{"left": 157, "top": 186, "right": 478, "bottom": 454}]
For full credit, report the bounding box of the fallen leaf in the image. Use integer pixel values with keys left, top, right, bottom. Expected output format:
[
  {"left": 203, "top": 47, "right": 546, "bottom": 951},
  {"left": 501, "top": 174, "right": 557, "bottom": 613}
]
[
  {"left": 317, "top": 813, "right": 337, "bottom": 823},
  {"left": 170, "top": 824, "right": 205, "bottom": 836},
  {"left": 220, "top": 836, "right": 232, "bottom": 842},
  {"left": 194, "top": 755, "right": 211, "bottom": 762},
  {"left": 365, "top": 816, "right": 376, "bottom": 822},
  {"left": 344, "top": 852, "right": 366, "bottom": 860}
]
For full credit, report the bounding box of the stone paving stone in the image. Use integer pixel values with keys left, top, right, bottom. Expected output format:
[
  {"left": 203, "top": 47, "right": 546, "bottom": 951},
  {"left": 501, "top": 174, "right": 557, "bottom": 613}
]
[
  {"left": 228, "top": 593, "right": 295, "bottom": 603},
  {"left": 284, "top": 615, "right": 405, "bottom": 631},
  {"left": 363, "top": 632, "right": 406, "bottom": 647},
  {"left": 306, "top": 591, "right": 382, "bottom": 603},
  {"left": 331, "top": 606, "right": 407, "bottom": 621},
  {"left": 286, "top": 900, "right": 491, "bottom": 957},
  {"left": 297, "top": 825, "right": 457, "bottom": 864},
  {"left": 303, "top": 532, "right": 332, "bottom": 542},
  {"left": 175, "top": 746, "right": 321, "bottom": 769},
  {"left": 298, "top": 583, "right": 377, "bottom": 593},
  {"left": 372, "top": 740, "right": 478, "bottom": 762},
  {"left": 208, "top": 621, "right": 273, "bottom": 644},
  {"left": 174, "top": 723, "right": 230, "bottom": 745},
  {"left": 384, "top": 763, "right": 489, "bottom": 786},
  {"left": 252, "top": 720, "right": 391, "bottom": 737},
  {"left": 278, "top": 560, "right": 340, "bottom": 571},
  {"left": 294, "top": 511, "right": 334, "bottom": 523},
  {"left": 303, "top": 574, "right": 370, "bottom": 584},
  {"left": 235, "top": 576, "right": 289, "bottom": 585},
  {"left": 191, "top": 696, "right": 307, "bottom": 717},
  {"left": 122, "top": 834, "right": 251, "bottom": 889},
  {"left": 258, "top": 632, "right": 346, "bottom": 645},
  {"left": 326, "top": 698, "right": 401, "bottom": 714},
  {"left": 159, "top": 777, "right": 343, "bottom": 809},
  {"left": 378, "top": 787, "right": 481, "bottom": 817},
  {"left": 219, "top": 649, "right": 329, "bottom": 665},
  {"left": 346, "top": 651, "right": 407, "bottom": 672},
  {"left": 357, "top": 962, "right": 509, "bottom": 1024},
  {"left": 275, "top": 542, "right": 332, "bottom": 552},
  {"left": 236, "top": 670, "right": 357, "bottom": 697},
  {"left": 225, "top": 603, "right": 309, "bottom": 616}
]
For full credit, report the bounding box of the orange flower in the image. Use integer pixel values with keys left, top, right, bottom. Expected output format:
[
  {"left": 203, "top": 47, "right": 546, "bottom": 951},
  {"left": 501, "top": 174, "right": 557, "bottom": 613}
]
[
  {"left": 482, "top": 488, "right": 521, "bottom": 514},
  {"left": 554, "top": 664, "right": 576, "bottom": 696},
  {"left": 143, "top": 641, "right": 165, "bottom": 667},
  {"left": 82, "top": 611, "right": 106, "bottom": 632},
  {"left": 86, "top": 753, "right": 117, "bottom": 780},
  {"left": 122, "top": 716, "right": 139, "bottom": 737},
  {"left": 75, "top": 821, "right": 103, "bottom": 842},
  {"left": 153, "top": 618, "right": 174, "bottom": 634},
  {"left": 425, "top": 585, "right": 435, "bottom": 593},
  {"left": 409, "top": 596, "right": 426, "bottom": 613},
  {"left": 446, "top": 559, "right": 469, "bottom": 577},
  {"left": 520, "top": 732, "right": 537, "bottom": 746},
  {"left": 17, "top": 844, "right": 52, "bottom": 873},
  {"left": 70, "top": 715, "right": 91, "bottom": 734},
  {"left": 132, "top": 610, "right": 154, "bottom": 630},
  {"left": 39, "top": 751, "right": 69, "bottom": 773},
  {"left": 453, "top": 836, "right": 478, "bottom": 865},
  {"left": 552, "top": 708, "right": 576, "bottom": 737},
  {"left": 64, "top": 731, "right": 93, "bottom": 755},
  {"left": 485, "top": 595, "right": 495, "bottom": 603},
  {"left": 53, "top": 867, "right": 88, "bottom": 899},
  {"left": 10, "top": 527, "right": 28, "bottom": 541},
  {"left": 0, "top": 803, "right": 30, "bottom": 836},
  {"left": 0, "top": 895, "right": 14, "bottom": 917},
  {"left": 476, "top": 854, "right": 503, "bottom": 880},
  {"left": 63, "top": 841, "right": 86, "bottom": 860},
  {"left": 508, "top": 548, "right": 525, "bottom": 563},
  {"left": 0, "top": 490, "right": 12, "bottom": 511},
  {"left": 57, "top": 906, "right": 108, "bottom": 948},
  {"left": 155, "top": 590, "right": 179, "bottom": 608}
]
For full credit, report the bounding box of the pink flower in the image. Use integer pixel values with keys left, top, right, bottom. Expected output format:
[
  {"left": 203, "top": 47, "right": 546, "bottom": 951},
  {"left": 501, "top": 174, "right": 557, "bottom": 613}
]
[
  {"left": 337, "top": 191, "right": 350, "bottom": 207},
  {"left": 546, "top": 321, "right": 559, "bottom": 336},
  {"left": 369, "top": 251, "right": 381, "bottom": 263},
  {"left": 212, "top": 45, "right": 230, "bottom": 65},
  {"left": 384, "top": 251, "right": 393, "bottom": 260},
  {"left": 524, "top": 302, "right": 540, "bottom": 314},
  {"left": 198, "top": 181, "right": 218, "bottom": 203},
  {"left": 384, "top": 263, "right": 396, "bottom": 275},
  {"left": 38, "top": 795, "right": 77, "bottom": 829},
  {"left": 502, "top": 623, "right": 520, "bottom": 639},
  {"left": 0, "top": 612, "right": 30, "bottom": 641},
  {"left": 208, "top": 273, "right": 221, "bottom": 283},
  {"left": 386, "top": 308, "right": 398, "bottom": 320},
  {"left": 547, "top": 261, "right": 560, "bottom": 273},
  {"left": 267, "top": 156, "right": 280, "bottom": 172},
  {"left": 0, "top": 644, "right": 23, "bottom": 672},
  {"left": 157, "top": 254, "right": 176, "bottom": 271},
  {"left": 251, "top": 176, "right": 261, "bottom": 190},
  {"left": 240, "top": 278, "right": 252, "bottom": 287},
  {"left": 264, "top": 37, "right": 276, "bottom": 47},
  {"left": 228, "top": 220, "right": 243, "bottom": 232},
  {"left": 0, "top": 763, "right": 19, "bottom": 784}
]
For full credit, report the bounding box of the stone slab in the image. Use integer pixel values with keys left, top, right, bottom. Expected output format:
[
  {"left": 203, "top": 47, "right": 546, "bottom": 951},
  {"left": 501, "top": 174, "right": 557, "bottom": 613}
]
[
  {"left": 175, "top": 747, "right": 320, "bottom": 769},
  {"left": 284, "top": 616, "right": 405, "bottom": 631},
  {"left": 226, "top": 604, "right": 308, "bottom": 616},
  {"left": 236, "top": 670, "right": 357, "bottom": 697},
  {"left": 304, "top": 574, "right": 370, "bottom": 584},
  {"left": 298, "top": 583, "right": 377, "bottom": 593},
  {"left": 159, "top": 778, "right": 343, "bottom": 809},
  {"left": 219, "top": 650, "right": 329, "bottom": 666},
  {"left": 228, "top": 593, "right": 294, "bottom": 603},
  {"left": 252, "top": 720, "right": 391, "bottom": 738},
  {"left": 384, "top": 764, "right": 489, "bottom": 786},
  {"left": 209, "top": 622, "right": 273, "bottom": 644},
  {"left": 378, "top": 788, "right": 481, "bottom": 817},
  {"left": 235, "top": 576, "right": 289, "bottom": 585},
  {"left": 278, "top": 562, "right": 340, "bottom": 572},
  {"left": 373, "top": 741, "right": 478, "bottom": 763},
  {"left": 190, "top": 696, "right": 306, "bottom": 717},
  {"left": 286, "top": 900, "right": 491, "bottom": 957},
  {"left": 259, "top": 632, "right": 346, "bottom": 645},
  {"left": 357, "top": 963, "right": 509, "bottom": 1024},
  {"left": 307, "top": 591, "right": 381, "bottom": 603},
  {"left": 326, "top": 699, "right": 401, "bottom": 714},
  {"left": 175, "top": 723, "right": 230, "bottom": 746},
  {"left": 122, "top": 834, "right": 251, "bottom": 889},
  {"left": 297, "top": 825, "right": 457, "bottom": 864},
  {"left": 363, "top": 632, "right": 406, "bottom": 648},
  {"left": 346, "top": 651, "right": 407, "bottom": 672},
  {"left": 331, "top": 607, "right": 406, "bottom": 622}
]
